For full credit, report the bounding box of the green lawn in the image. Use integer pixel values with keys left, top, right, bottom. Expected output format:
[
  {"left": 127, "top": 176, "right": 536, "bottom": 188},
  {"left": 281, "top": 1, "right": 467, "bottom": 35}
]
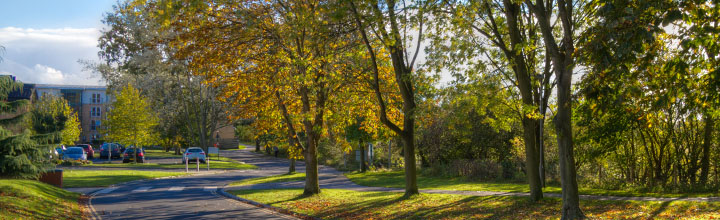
[
  {"left": 63, "top": 169, "right": 190, "bottom": 188},
  {"left": 0, "top": 179, "right": 84, "bottom": 219},
  {"left": 84, "top": 160, "right": 256, "bottom": 170},
  {"left": 144, "top": 149, "right": 183, "bottom": 158},
  {"left": 345, "top": 171, "right": 720, "bottom": 198},
  {"left": 230, "top": 144, "right": 247, "bottom": 150},
  {"left": 229, "top": 172, "right": 305, "bottom": 186},
  {"left": 230, "top": 188, "right": 720, "bottom": 219}
]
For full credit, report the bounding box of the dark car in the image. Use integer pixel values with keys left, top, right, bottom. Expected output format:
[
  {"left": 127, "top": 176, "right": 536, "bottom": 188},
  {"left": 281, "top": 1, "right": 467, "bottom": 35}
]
[
  {"left": 76, "top": 144, "right": 95, "bottom": 159},
  {"left": 99, "top": 143, "right": 123, "bottom": 159},
  {"left": 122, "top": 147, "right": 146, "bottom": 163}
]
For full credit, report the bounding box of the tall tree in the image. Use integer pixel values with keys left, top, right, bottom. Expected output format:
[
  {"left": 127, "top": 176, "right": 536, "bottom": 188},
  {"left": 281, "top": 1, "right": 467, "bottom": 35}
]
[
  {"left": 103, "top": 84, "right": 158, "bottom": 162},
  {"left": 428, "top": 0, "right": 555, "bottom": 200},
  {"left": 349, "top": 0, "right": 428, "bottom": 196},
  {"left": 94, "top": 0, "right": 230, "bottom": 153},
  {"left": 60, "top": 102, "right": 81, "bottom": 146},
  {"left": 160, "top": 0, "right": 371, "bottom": 195},
  {"left": 526, "top": 0, "right": 585, "bottom": 218},
  {"left": 0, "top": 76, "right": 52, "bottom": 179}
]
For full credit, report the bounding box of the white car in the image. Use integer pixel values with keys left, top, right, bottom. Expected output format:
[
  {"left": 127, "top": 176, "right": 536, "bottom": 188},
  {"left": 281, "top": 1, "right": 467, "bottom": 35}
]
[{"left": 182, "top": 147, "right": 207, "bottom": 164}]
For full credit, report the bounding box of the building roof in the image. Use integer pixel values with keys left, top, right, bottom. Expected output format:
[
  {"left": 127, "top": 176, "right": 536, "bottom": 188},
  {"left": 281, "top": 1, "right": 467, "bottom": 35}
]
[{"left": 34, "top": 84, "right": 106, "bottom": 90}]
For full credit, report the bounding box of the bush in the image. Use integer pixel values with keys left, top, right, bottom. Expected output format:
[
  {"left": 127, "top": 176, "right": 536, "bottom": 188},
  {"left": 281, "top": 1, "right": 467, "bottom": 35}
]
[{"left": 422, "top": 159, "right": 511, "bottom": 181}]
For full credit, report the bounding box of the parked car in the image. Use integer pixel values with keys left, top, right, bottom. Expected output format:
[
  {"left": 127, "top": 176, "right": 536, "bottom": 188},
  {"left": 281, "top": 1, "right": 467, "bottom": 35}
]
[
  {"left": 76, "top": 144, "right": 95, "bottom": 159},
  {"left": 55, "top": 145, "right": 67, "bottom": 158},
  {"left": 122, "top": 147, "right": 146, "bottom": 163},
  {"left": 182, "top": 147, "right": 206, "bottom": 164},
  {"left": 63, "top": 147, "right": 87, "bottom": 161},
  {"left": 99, "top": 143, "right": 123, "bottom": 159}
]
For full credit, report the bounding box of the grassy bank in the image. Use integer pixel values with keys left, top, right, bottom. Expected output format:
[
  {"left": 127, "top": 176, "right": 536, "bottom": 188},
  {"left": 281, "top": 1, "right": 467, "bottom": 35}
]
[
  {"left": 345, "top": 171, "right": 720, "bottom": 198},
  {"left": 230, "top": 188, "right": 720, "bottom": 219},
  {"left": 229, "top": 172, "right": 305, "bottom": 186},
  {"left": 63, "top": 169, "right": 189, "bottom": 188},
  {"left": 0, "top": 179, "right": 84, "bottom": 219}
]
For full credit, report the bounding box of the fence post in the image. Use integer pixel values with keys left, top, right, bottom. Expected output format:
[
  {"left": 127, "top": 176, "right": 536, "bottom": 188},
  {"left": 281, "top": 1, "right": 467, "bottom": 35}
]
[
  {"left": 196, "top": 157, "right": 200, "bottom": 172},
  {"left": 185, "top": 157, "right": 188, "bottom": 173}
]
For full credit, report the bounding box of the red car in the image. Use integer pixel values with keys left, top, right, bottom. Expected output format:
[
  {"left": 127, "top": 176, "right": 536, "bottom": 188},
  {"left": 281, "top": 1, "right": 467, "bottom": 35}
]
[{"left": 76, "top": 144, "right": 95, "bottom": 159}]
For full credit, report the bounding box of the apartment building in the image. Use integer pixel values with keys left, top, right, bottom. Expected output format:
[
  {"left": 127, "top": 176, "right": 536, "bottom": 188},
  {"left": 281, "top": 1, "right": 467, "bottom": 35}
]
[{"left": 34, "top": 84, "right": 110, "bottom": 144}]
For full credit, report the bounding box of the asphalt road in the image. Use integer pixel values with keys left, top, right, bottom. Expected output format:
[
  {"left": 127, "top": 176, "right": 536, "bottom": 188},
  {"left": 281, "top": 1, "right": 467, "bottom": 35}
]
[{"left": 90, "top": 148, "right": 305, "bottom": 220}]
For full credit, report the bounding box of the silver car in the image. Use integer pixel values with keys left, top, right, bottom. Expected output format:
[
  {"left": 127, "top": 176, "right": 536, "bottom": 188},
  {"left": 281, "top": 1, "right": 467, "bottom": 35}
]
[
  {"left": 63, "top": 147, "right": 87, "bottom": 161},
  {"left": 182, "top": 147, "right": 206, "bottom": 164}
]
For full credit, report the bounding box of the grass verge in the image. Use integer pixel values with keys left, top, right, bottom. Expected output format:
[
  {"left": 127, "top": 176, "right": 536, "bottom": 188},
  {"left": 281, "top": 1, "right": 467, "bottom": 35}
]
[
  {"left": 144, "top": 149, "right": 183, "bottom": 158},
  {"left": 345, "top": 171, "right": 720, "bottom": 198},
  {"left": 84, "top": 160, "right": 257, "bottom": 170},
  {"left": 63, "top": 169, "right": 189, "bottom": 188},
  {"left": 229, "top": 172, "right": 305, "bottom": 186},
  {"left": 0, "top": 179, "right": 84, "bottom": 219},
  {"left": 230, "top": 188, "right": 720, "bottom": 219}
]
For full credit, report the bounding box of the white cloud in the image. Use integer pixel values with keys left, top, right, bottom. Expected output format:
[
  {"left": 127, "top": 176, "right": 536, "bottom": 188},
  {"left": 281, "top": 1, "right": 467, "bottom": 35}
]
[{"left": 0, "top": 27, "right": 105, "bottom": 85}]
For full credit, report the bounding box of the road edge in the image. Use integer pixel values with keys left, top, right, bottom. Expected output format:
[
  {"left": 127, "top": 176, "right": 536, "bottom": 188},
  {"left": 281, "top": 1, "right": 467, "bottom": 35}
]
[{"left": 218, "top": 187, "right": 320, "bottom": 220}]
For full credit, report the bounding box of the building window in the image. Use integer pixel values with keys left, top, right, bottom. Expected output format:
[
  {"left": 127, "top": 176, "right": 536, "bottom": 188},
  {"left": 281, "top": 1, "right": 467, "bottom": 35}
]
[
  {"left": 91, "top": 120, "right": 96, "bottom": 130},
  {"left": 92, "top": 93, "right": 102, "bottom": 103},
  {"left": 91, "top": 107, "right": 101, "bottom": 117}
]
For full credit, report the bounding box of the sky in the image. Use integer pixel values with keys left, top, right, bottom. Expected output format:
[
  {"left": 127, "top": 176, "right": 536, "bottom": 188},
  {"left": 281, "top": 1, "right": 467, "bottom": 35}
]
[
  {"left": 0, "top": 1, "right": 452, "bottom": 87},
  {"left": 0, "top": 0, "right": 117, "bottom": 86}
]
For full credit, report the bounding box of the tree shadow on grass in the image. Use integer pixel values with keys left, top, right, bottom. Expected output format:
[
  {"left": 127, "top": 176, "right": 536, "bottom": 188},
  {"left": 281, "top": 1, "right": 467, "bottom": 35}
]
[{"left": 647, "top": 200, "right": 673, "bottom": 219}]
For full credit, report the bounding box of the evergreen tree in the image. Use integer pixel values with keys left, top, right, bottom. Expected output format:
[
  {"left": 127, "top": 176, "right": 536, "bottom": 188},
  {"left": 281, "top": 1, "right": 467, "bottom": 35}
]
[{"left": 0, "top": 76, "right": 49, "bottom": 179}]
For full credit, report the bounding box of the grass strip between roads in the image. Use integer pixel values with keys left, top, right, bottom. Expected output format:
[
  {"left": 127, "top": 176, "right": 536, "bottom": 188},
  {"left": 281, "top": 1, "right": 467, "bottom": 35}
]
[
  {"left": 83, "top": 160, "right": 257, "bottom": 170},
  {"left": 345, "top": 171, "right": 720, "bottom": 198},
  {"left": 229, "top": 172, "right": 305, "bottom": 186},
  {"left": 230, "top": 188, "right": 720, "bottom": 219},
  {"left": 0, "top": 179, "right": 84, "bottom": 219},
  {"left": 63, "top": 169, "right": 189, "bottom": 188}
]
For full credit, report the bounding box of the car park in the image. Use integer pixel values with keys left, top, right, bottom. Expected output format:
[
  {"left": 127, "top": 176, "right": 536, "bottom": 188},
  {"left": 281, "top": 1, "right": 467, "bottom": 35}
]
[
  {"left": 122, "top": 147, "right": 146, "bottom": 163},
  {"left": 76, "top": 144, "right": 95, "bottom": 159},
  {"left": 62, "top": 147, "right": 87, "bottom": 161},
  {"left": 182, "top": 147, "right": 207, "bottom": 164}
]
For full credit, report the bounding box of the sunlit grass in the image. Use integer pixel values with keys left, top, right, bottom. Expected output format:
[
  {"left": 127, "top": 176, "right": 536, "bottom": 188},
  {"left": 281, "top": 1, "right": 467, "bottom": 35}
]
[
  {"left": 0, "top": 179, "right": 84, "bottom": 219},
  {"left": 230, "top": 188, "right": 720, "bottom": 219},
  {"left": 63, "top": 169, "right": 189, "bottom": 188},
  {"left": 229, "top": 172, "right": 305, "bottom": 186},
  {"left": 345, "top": 171, "right": 720, "bottom": 198}
]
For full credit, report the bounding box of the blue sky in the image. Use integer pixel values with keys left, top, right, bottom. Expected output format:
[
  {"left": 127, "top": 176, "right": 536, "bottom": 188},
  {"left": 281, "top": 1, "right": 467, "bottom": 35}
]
[
  {"left": 0, "top": 0, "right": 116, "bottom": 85},
  {"left": 0, "top": 0, "right": 116, "bottom": 29}
]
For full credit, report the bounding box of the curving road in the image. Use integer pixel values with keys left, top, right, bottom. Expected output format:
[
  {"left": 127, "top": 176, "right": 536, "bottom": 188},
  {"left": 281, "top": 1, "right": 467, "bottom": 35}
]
[{"left": 89, "top": 148, "right": 305, "bottom": 220}]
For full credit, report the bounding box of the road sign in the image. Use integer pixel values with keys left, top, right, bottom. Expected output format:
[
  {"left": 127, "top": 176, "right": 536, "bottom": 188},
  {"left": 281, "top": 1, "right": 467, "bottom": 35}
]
[{"left": 208, "top": 147, "right": 219, "bottom": 154}]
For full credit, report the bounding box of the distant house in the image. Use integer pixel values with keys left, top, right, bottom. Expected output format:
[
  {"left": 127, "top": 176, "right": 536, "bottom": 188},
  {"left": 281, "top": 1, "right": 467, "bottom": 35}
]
[{"left": 34, "top": 84, "right": 111, "bottom": 144}]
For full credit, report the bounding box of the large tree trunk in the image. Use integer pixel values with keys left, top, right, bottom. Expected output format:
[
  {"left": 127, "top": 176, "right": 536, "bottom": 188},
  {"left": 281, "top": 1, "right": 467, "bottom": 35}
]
[
  {"left": 360, "top": 142, "right": 367, "bottom": 172},
  {"left": 303, "top": 133, "right": 320, "bottom": 195},
  {"left": 522, "top": 119, "right": 543, "bottom": 201},
  {"left": 300, "top": 85, "right": 325, "bottom": 196},
  {"left": 289, "top": 159, "right": 296, "bottom": 173},
  {"left": 555, "top": 66, "right": 584, "bottom": 219},
  {"left": 255, "top": 138, "right": 261, "bottom": 152},
  {"left": 401, "top": 129, "right": 419, "bottom": 196},
  {"left": 700, "top": 115, "right": 714, "bottom": 185}
]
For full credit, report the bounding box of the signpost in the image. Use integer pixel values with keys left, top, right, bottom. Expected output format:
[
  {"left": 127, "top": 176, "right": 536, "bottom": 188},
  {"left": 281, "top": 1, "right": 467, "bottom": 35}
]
[{"left": 209, "top": 147, "right": 219, "bottom": 160}]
